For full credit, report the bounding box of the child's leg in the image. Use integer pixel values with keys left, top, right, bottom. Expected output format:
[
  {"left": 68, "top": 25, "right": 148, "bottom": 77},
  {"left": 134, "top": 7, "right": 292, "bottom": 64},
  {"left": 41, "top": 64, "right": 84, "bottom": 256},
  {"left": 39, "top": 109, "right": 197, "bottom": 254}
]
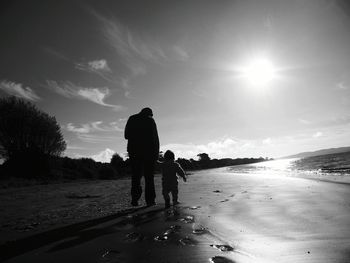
[
  {"left": 172, "top": 186, "right": 179, "bottom": 205},
  {"left": 162, "top": 187, "right": 171, "bottom": 208}
]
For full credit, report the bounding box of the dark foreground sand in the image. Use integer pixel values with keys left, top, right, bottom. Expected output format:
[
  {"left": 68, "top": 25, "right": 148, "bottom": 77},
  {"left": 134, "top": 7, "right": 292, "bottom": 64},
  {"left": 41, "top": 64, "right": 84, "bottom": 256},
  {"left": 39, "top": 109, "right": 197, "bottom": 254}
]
[{"left": 1, "top": 166, "right": 350, "bottom": 263}]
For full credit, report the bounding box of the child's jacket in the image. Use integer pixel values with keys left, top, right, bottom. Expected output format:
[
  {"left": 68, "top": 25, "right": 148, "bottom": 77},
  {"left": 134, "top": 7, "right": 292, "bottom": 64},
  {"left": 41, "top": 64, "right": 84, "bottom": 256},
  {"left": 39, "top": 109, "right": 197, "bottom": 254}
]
[{"left": 159, "top": 161, "right": 186, "bottom": 188}]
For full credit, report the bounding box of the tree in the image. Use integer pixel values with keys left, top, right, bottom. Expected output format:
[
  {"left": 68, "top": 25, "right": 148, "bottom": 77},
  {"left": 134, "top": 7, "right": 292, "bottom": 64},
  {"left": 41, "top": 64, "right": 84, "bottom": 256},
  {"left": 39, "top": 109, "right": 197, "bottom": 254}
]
[
  {"left": 0, "top": 96, "right": 66, "bottom": 176},
  {"left": 197, "top": 153, "right": 211, "bottom": 162},
  {"left": 197, "top": 153, "right": 211, "bottom": 168},
  {"left": 110, "top": 153, "right": 125, "bottom": 176}
]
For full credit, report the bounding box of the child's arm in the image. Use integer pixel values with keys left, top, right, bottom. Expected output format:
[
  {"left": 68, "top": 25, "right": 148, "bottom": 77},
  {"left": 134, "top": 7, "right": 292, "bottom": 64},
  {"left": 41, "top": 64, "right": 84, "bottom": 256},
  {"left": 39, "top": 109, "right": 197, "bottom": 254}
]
[{"left": 176, "top": 163, "right": 187, "bottom": 182}]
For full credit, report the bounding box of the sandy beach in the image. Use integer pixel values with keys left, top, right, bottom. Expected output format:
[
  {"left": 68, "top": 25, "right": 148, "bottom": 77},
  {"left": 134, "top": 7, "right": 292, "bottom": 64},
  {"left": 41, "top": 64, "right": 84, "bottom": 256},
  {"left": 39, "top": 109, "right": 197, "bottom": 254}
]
[{"left": 1, "top": 161, "right": 350, "bottom": 263}]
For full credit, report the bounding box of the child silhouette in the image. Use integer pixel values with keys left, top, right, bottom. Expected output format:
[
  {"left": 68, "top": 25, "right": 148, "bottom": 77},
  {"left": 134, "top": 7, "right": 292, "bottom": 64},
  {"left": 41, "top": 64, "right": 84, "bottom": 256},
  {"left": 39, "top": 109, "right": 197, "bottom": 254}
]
[{"left": 158, "top": 150, "right": 187, "bottom": 208}]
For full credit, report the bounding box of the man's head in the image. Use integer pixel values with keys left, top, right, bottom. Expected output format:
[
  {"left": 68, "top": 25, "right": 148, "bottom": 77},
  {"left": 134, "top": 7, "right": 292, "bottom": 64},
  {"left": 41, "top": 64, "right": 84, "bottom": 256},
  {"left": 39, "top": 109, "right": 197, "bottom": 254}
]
[{"left": 140, "top": 107, "right": 153, "bottom": 117}]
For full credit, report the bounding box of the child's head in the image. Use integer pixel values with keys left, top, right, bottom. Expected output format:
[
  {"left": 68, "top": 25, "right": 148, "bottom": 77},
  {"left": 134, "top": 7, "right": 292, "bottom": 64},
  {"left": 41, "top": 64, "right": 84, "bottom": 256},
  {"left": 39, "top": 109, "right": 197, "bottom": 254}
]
[{"left": 164, "top": 150, "right": 175, "bottom": 161}]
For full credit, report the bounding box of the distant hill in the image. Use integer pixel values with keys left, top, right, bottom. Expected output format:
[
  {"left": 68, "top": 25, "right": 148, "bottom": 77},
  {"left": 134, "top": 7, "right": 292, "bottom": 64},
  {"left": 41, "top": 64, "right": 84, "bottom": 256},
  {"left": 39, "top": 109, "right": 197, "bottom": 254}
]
[{"left": 282, "top": 146, "right": 350, "bottom": 159}]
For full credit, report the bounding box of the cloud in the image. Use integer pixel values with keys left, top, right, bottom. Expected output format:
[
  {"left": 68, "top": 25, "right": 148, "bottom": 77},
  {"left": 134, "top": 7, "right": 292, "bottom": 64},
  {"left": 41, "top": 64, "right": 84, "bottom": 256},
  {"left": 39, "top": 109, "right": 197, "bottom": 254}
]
[
  {"left": 312, "top": 131, "right": 323, "bottom": 138},
  {"left": 76, "top": 134, "right": 120, "bottom": 143},
  {"left": 88, "top": 59, "right": 111, "bottom": 71},
  {"left": 64, "top": 121, "right": 123, "bottom": 143},
  {"left": 161, "top": 138, "right": 240, "bottom": 159},
  {"left": 66, "top": 123, "right": 91, "bottom": 134},
  {"left": 90, "top": 148, "right": 115, "bottom": 163},
  {"left": 172, "top": 45, "right": 189, "bottom": 61},
  {"left": 75, "top": 59, "right": 118, "bottom": 84},
  {"left": 65, "top": 121, "right": 123, "bottom": 134},
  {"left": 92, "top": 12, "right": 165, "bottom": 77},
  {"left": 88, "top": 10, "right": 189, "bottom": 98},
  {"left": 0, "top": 80, "right": 41, "bottom": 101},
  {"left": 43, "top": 47, "right": 70, "bottom": 62},
  {"left": 66, "top": 145, "right": 86, "bottom": 150},
  {"left": 46, "top": 80, "right": 124, "bottom": 110}
]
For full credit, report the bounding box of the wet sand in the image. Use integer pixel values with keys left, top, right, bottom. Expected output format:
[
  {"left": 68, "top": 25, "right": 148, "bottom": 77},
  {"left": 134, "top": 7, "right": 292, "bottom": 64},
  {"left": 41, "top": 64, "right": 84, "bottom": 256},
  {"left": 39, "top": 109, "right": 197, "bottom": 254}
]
[{"left": 2, "top": 167, "right": 350, "bottom": 263}]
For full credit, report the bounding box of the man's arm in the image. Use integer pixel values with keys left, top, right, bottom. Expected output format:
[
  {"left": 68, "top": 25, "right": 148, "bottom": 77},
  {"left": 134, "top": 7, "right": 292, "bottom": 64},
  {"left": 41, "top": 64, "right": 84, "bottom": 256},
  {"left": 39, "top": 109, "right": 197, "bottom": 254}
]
[{"left": 152, "top": 119, "right": 160, "bottom": 159}]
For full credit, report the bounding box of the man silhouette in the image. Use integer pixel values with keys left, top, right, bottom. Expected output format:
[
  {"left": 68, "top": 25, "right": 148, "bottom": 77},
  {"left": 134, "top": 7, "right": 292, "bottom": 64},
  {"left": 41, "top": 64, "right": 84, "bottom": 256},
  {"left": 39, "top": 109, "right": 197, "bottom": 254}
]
[{"left": 124, "top": 107, "right": 159, "bottom": 206}]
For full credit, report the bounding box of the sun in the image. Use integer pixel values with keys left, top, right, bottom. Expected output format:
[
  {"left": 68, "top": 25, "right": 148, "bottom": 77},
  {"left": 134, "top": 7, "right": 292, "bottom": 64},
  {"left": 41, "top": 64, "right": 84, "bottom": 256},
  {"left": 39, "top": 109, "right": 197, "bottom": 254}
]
[{"left": 242, "top": 58, "right": 277, "bottom": 86}]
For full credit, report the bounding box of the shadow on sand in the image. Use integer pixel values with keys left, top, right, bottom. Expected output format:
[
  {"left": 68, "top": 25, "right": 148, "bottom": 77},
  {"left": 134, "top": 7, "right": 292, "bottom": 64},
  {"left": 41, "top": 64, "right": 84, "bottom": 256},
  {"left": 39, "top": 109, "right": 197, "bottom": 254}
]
[{"left": 0, "top": 205, "right": 164, "bottom": 261}]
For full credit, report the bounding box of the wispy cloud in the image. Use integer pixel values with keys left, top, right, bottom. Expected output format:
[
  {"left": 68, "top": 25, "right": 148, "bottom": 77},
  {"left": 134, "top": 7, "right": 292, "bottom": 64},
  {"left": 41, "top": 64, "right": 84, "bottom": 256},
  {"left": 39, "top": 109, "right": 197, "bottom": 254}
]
[
  {"left": 76, "top": 134, "right": 119, "bottom": 143},
  {"left": 88, "top": 59, "right": 111, "bottom": 71},
  {"left": 66, "top": 123, "right": 91, "bottom": 134},
  {"left": 66, "top": 145, "right": 86, "bottom": 150},
  {"left": 44, "top": 46, "right": 124, "bottom": 90},
  {"left": 75, "top": 59, "right": 118, "bottom": 84},
  {"left": 95, "top": 14, "right": 165, "bottom": 76},
  {"left": 46, "top": 80, "right": 124, "bottom": 110},
  {"left": 64, "top": 121, "right": 122, "bottom": 143},
  {"left": 172, "top": 45, "right": 189, "bottom": 61},
  {"left": 76, "top": 58, "right": 111, "bottom": 72},
  {"left": 0, "top": 80, "right": 41, "bottom": 101},
  {"left": 43, "top": 46, "right": 71, "bottom": 62},
  {"left": 90, "top": 10, "right": 188, "bottom": 97},
  {"left": 65, "top": 121, "right": 123, "bottom": 134}
]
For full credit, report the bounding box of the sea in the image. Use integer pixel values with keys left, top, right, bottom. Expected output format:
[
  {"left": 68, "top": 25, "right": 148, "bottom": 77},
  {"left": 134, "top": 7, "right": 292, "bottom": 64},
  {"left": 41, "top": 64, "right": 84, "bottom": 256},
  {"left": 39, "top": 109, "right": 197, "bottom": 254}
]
[{"left": 227, "top": 151, "right": 350, "bottom": 183}]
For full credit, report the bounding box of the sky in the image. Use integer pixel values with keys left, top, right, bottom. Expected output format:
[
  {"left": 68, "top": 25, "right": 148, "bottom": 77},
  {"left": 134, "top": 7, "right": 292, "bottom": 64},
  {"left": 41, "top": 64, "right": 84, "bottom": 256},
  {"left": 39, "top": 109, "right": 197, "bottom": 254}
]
[{"left": 1, "top": 0, "right": 350, "bottom": 162}]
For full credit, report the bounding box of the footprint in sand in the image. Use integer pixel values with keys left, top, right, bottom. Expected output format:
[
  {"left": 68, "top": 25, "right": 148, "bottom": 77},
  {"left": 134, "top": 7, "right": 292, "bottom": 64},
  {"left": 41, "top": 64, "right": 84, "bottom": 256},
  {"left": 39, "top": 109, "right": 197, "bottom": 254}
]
[
  {"left": 210, "top": 256, "right": 235, "bottom": 263},
  {"left": 100, "top": 249, "right": 123, "bottom": 262},
  {"left": 124, "top": 214, "right": 142, "bottom": 223},
  {"left": 189, "top": 205, "right": 201, "bottom": 210},
  {"left": 154, "top": 235, "right": 168, "bottom": 241},
  {"left": 210, "top": 244, "right": 234, "bottom": 252},
  {"left": 179, "top": 236, "right": 197, "bottom": 246},
  {"left": 179, "top": 215, "right": 194, "bottom": 223},
  {"left": 124, "top": 232, "right": 144, "bottom": 242},
  {"left": 164, "top": 225, "right": 181, "bottom": 235},
  {"left": 164, "top": 208, "right": 181, "bottom": 221},
  {"left": 220, "top": 199, "right": 229, "bottom": 203},
  {"left": 192, "top": 225, "right": 208, "bottom": 235}
]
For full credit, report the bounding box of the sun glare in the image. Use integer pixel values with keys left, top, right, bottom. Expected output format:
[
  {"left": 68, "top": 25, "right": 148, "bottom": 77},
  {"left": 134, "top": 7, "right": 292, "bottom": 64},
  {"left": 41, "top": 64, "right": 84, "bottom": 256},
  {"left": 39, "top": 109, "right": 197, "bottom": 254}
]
[{"left": 242, "top": 58, "right": 277, "bottom": 86}]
